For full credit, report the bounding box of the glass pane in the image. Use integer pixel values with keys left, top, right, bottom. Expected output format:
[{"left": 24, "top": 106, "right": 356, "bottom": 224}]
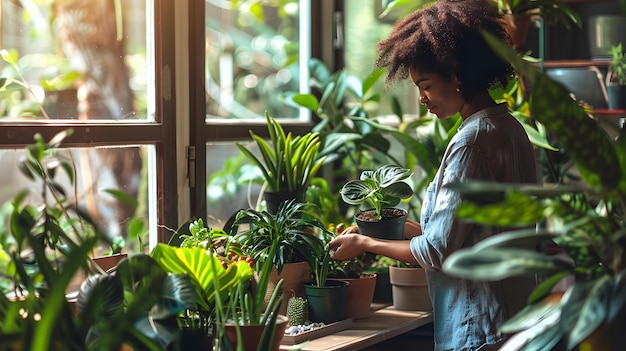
[
  {"left": 344, "top": 0, "right": 419, "bottom": 116},
  {"left": 205, "top": 0, "right": 308, "bottom": 120},
  {"left": 206, "top": 142, "right": 262, "bottom": 229},
  {"left": 0, "top": 145, "right": 152, "bottom": 256},
  {"left": 0, "top": 0, "right": 149, "bottom": 121}
]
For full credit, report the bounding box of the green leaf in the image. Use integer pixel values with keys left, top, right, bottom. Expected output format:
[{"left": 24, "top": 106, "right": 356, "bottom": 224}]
[
  {"left": 499, "top": 294, "right": 563, "bottom": 334},
  {"left": 470, "top": 229, "right": 559, "bottom": 253},
  {"left": 483, "top": 30, "right": 622, "bottom": 189},
  {"left": 563, "top": 276, "right": 612, "bottom": 349},
  {"left": 362, "top": 68, "right": 385, "bottom": 96},
  {"left": 442, "top": 247, "right": 573, "bottom": 280},
  {"left": 308, "top": 57, "right": 331, "bottom": 85},
  {"left": 528, "top": 271, "right": 572, "bottom": 304},
  {"left": 390, "top": 95, "right": 403, "bottom": 119},
  {"left": 522, "top": 122, "right": 559, "bottom": 151},
  {"left": 151, "top": 243, "right": 253, "bottom": 311},
  {"left": 340, "top": 180, "right": 378, "bottom": 205},
  {"left": 0, "top": 49, "right": 17, "bottom": 65},
  {"left": 292, "top": 93, "right": 319, "bottom": 111},
  {"left": 152, "top": 273, "right": 198, "bottom": 319},
  {"left": 104, "top": 189, "right": 139, "bottom": 208},
  {"left": 456, "top": 192, "right": 546, "bottom": 227},
  {"left": 379, "top": 182, "right": 413, "bottom": 201}
]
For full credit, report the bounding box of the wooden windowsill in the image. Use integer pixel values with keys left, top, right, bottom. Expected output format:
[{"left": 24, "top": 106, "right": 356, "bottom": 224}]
[{"left": 279, "top": 305, "right": 433, "bottom": 351}]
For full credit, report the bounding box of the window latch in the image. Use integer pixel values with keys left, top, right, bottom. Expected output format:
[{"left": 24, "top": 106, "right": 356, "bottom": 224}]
[{"left": 187, "top": 145, "right": 196, "bottom": 187}]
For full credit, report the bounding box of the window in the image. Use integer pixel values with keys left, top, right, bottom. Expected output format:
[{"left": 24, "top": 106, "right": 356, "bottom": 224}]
[
  {"left": 0, "top": 0, "right": 176, "bottom": 254},
  {"left": 203, "top": 0, "right": 308, "bottom": 120},
  {"left": 0, "top": 0, "right": 321, "bottom": 252},
  {"left": 189, "top": 0, "right": 315, "bottom": 227}
]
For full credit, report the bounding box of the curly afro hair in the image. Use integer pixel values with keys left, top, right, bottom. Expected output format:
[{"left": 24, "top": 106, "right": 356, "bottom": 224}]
[{"left": 376, "top": 0, "right": 514, "bottom": 100}]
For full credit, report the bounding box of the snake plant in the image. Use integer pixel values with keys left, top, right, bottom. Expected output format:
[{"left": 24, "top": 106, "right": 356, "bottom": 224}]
[{"left": 235, "top": 112, "right": 326, "bottom": 193}]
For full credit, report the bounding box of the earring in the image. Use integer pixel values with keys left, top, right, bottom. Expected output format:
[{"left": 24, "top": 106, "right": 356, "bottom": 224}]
[{"left": 456, "top": 86, "right": 461, "bottom": 92}]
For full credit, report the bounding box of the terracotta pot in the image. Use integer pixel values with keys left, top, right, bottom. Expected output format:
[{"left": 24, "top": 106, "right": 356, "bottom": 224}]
[
  {"left": 91, "top": 253, "right": 128, "bottom": 272},
  {"left": 257, "top": 261, "right": 312, "bottom": 316},
  {"left": 389, "top": 266, "right": 432, "bottom": 311},
  {"left": 503, "top": 14, "right": 532, "bottom": 50},
  {"left": 330, "top": 273, "right": 377, "bottom": 319},
  {"left": 223, "top": 314, "right": 289, "bottom": 351}
]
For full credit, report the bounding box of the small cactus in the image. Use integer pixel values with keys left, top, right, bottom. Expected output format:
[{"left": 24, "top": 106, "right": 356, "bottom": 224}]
[{"left": 286, "top": 291, "right": 308, "bottom": 326}]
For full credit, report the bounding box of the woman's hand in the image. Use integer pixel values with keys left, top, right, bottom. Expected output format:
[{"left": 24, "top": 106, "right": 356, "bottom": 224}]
[{"left": 328, "top": 233, "right": 368, "bottom": 261}]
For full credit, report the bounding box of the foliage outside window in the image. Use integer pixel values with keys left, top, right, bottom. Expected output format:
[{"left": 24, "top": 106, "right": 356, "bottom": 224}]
[
  {"left": 204, "top": 0, "right": 304, "bottom": 120},
  {"left": 0, "top": 0, "right": 153, "bottom": 256}
]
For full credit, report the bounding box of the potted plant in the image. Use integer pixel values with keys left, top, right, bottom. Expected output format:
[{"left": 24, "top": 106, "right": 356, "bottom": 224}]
[
  {"left": 303, "top": 244, "right": 349, "bottom": 324},
  {"left": 77, "top": 254, "right": 199, "bottom": 351},
  {"left": 378, "top": 0, "right": 580, "bottom": 51},
  {"left": 441, "top": 32, "right": 626, "bottom": 350},
  {"left": 229, "top": 199, "right": 326, "bottom": 316},
  {"left": 159, "top": 218, "right": 252, "bottom": 349},
  {"left": 340, "top": 164, "right": 414, "bottom": 240},
  {"left": 235, "top": 112, "right": 326, "bottom": 214},
  {"left": 220, "top": 240, "right": 289, "bottom": 351},
  {"left": 90, "top": 235, "right": 128, "bottom": 273},
  {"left": 388, "top": 261, "right": 432, "bottom": 312},
  {"left": 606, "top": 42, "right": 626, "bottom": 110},
  {"left": 149, "top": 242, "right": 263, "bottom": 350},
  {"left": 0, "top": 130, "right": 191, "bottom": 351},
  {"left": 494, "top": 0, "right": 581, "bottom": 50},
  {"left": 322, "top": 224, "right": 377, "bottom": 320}
]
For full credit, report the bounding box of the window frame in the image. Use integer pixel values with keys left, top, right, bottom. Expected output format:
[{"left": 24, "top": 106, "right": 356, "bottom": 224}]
[
  {"left": 0, "top": 0, "right": 343, "bottom": 247},
  {"left": 0, "top": 0, "right": 179, "bottom": 245},
  {"left": 186, "top": 0, "right": 338, "bottom": 221}
]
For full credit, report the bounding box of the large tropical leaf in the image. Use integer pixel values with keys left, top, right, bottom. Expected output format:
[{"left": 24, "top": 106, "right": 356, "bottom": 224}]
[
  {"left": 151, "top": 243, "right": 253, "bottom": 311},
  {"left": 442, "top": 247, "right": 574, "bottom": 280}
]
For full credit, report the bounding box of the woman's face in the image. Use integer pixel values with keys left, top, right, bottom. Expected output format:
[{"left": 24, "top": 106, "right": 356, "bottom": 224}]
[{"left": 409, "top": 66, "right": 464, "bottom": 119}]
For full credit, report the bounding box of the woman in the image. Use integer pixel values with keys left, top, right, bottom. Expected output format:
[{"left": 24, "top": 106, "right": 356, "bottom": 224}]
[{"left": 328, "top": 1, "right": 539, "bottom": 350}]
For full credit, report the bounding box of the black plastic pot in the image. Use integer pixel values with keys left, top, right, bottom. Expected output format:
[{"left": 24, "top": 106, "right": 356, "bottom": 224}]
[
  {"left": 607, "top": 85, "right": 626, "bottom": 110},
  {"left": 263, "top": 190, "right": 305, "bottom": 215},
  {"left": 303, "top": 280, "right": 349, "bottom": 324},
  {"left": 355, "top": 208, "right": 407, "bottom": 240},
  {"left": 168, "top": 324, "right": 214, "bottom": 351}
]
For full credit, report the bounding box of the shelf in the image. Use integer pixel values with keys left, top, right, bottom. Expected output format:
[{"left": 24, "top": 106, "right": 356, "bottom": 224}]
[
  {"left": 279, "top": 305, "right": 433, "bottom": 351},
  {"left": 541, "top": 60, "right": 610, "bottom": 68}
]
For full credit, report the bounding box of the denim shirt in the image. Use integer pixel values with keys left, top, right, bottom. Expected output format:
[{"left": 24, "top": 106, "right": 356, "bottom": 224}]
[{"left": 409, "top": 104, "right": 539, "bottom": 351}]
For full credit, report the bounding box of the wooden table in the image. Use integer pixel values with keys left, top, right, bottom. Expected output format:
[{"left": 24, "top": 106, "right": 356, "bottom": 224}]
[{"left": 279, "top": 306, "right": 433, "bottom": 351}]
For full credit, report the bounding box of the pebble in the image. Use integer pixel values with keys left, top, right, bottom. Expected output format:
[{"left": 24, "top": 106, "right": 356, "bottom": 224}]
[{"left": 284, "top": 322, "right": 326, "bottom": 335}]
